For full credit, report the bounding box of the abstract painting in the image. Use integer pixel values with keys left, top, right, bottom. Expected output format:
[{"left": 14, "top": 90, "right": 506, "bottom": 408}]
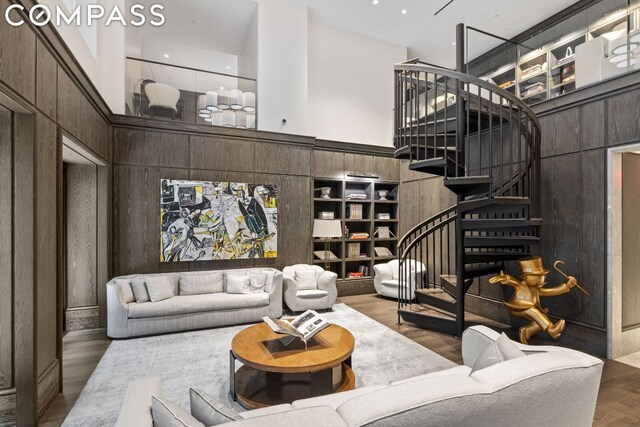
[{"left": 161, "top": 179, "right": 278, "bottom": 262}]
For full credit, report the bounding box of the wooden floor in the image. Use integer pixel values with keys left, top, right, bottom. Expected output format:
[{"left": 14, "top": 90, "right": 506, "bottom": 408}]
[{"left": 40, "top": 294, "right": 640, "bottom": 426}]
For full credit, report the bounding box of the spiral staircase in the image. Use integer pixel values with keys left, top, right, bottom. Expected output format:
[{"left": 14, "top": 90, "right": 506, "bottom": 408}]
[{"left": 394, "top": 27, "right": 542, "bottom": 337}]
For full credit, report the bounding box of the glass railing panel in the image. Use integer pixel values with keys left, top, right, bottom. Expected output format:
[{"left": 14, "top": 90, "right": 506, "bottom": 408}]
[{"left": 125, "top": 57, "right": 257, "bottom": 129}]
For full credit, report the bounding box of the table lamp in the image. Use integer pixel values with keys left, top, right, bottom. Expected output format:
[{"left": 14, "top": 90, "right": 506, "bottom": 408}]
[{"left": 312, "top": 219, "right": 342, "bottom": 271}]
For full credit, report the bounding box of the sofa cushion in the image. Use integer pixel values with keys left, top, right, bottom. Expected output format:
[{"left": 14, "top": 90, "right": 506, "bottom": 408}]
[
  {"left": 296, "top": 290, "right": 329, "bottom": 300},
  {"left": 146, "top": 276, "right": 175, "bottom": 302},
  {"left": 470, "top": 333, "right": 525, "bottom": 373},
  {"left": 180, "top": 273, "right": 224, "bottom": 296},
  {"left": 218, "top": 406, "right": 348, "bottom": 427},
  {"left": 189, "top": 388, "right": 241, "bottom": 425},
  {"left": 261, "top": 270, "right": 275, "bottom": 293},
  {"left": 128, "top": 293, "right": 269, "bottom": 319},
  {"left": 292, "top": 385, "right": 385, "bottom": 410},
  {"left": 295, "top": 270, "right": 317, "bottom": 290},
  {"left": 115, "top": 278, "right": 136, "bottom": 304},
  {"left": 380, "top": 279, "right": 399, "bottom": 288},
  {"left": 226, "top": 274, "right": 253, "bottom": 294},
  {"left": 131, "top": 277, "right": 150, "bottom": 303},
  {"left": 391, "top": 365, "right": 472, "bottom": 386},
  {"left": 151, "top": 396, "right": 204, "bottom": 427}
]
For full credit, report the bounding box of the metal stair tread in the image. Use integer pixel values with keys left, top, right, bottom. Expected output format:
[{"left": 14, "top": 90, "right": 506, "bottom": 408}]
[
  {"left": 461, "top": 218, "right": 542, "bottom": 230},
  {"left": 464, "top": 235, "right": 540, "bottom": 247},
  {"left": 458, "top": 196, "right": 530, "bottom": 213},
  {"left": 463, "top": 265, "right": 503, "bottom": 279},
  {"left": 416, "top": 288, "right": 457, "bottom": 303}
]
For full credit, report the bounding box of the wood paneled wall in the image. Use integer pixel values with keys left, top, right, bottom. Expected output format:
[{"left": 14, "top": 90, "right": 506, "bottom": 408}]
[
  {"left": 65, "top": 164, "right": 99, "bottom": 331},
  {"left": 0, "top": 3, "right": 113, "bottom": 423},
  {"left": 112, "top": 127, "right": 316, "bottom": 275}
]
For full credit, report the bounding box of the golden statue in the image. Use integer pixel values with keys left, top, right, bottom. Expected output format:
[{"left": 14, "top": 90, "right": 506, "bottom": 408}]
[{"left": 489, "top": 257, "right": 589, "bottom": 344}]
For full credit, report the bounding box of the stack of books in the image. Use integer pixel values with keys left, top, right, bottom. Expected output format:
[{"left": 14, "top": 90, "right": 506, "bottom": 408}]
[
  {"left": 349, "top": 232, "right": 369, "bottom": 240},
  {"left": 346, "top": 194, "right": 368, "bottom": 200},
  {"left": 348, "top": 272, "right": 364, "bottom": 278},
  {"left": 348, "top": 204, "right": 363, "bottom": 219}
]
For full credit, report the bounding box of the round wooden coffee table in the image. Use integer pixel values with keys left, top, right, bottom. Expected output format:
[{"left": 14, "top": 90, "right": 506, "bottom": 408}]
[{"left": 229, "top": 323, "right": 355, "bottom": 409}]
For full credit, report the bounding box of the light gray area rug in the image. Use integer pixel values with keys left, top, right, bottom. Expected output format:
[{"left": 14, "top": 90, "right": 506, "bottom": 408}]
[{"left": 63, "top": 303, "right": 456, "bottom": 426}]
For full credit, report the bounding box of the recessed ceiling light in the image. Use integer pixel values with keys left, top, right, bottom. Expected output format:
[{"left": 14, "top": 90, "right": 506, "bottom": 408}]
[
  {"left": 372, "top": 0, "right": 379, "bottom": 4},
  {"left": 220, "top": 86, "right": 224, "bottom": 90},
  {"left": 164, "top": 54, "right": 169, "bottom": 58},
  {"left": 401, "top": 9, "right": 407, "bottom": 14},
  {"left": 452, "top": 42, "right": 456, "bottom": 46},
  {"left": 226, "top": 66, "right": 231, "bottom": 70}
]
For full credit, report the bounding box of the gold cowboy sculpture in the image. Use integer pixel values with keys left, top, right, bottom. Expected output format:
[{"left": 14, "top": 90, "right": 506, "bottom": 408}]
[{"left": 489, "top": 257, "right": 590, "bottom": 344}]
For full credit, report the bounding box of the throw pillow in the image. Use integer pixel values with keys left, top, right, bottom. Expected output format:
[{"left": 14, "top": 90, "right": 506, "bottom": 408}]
[
  {"left": 249, "top": 273, "right": 267, "bottom": 293},
  {"left": 151, "top": 396, "right": 205, "bottom": 427},
  {"left": 189, "top": 388, "right": 241, "bottom": 425},
  {"left": 294, "top": 270, "right": 317, "bottom": 290},
  {"left": 146, "top": 276, "right": 175, "bottom": 302},
  {"left": 130, "top": 277, "right": 150, "bottom": 303},
  {"left": 179, "top": 273, "right": 224, "bottom": 296},
  {"left": 226, "top": 274, "right": 252, "bottom": 294},
  {"left": 115, "top": 278, "right": 135, "bottom": 304},
  {"left": 470, "top": 333, "right": 525, "bottom": 374}
]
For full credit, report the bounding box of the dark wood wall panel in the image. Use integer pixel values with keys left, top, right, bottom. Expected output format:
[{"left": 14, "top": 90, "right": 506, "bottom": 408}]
[
  {"left": 113, "top": 128, "right": 189, "bottom": 168},
  {"left": 255, "top": 173, "right": 312, "bottom": 270},
  {"left": 622, "top": 153, "right": 640, "bottom": 329},
  {"left": 539, "top": 107, "right": 580, "bottom": 157},
  {"left": 190, "top": 135, "right": 255, "bottom": 172},
  {"left": 113, "top": 165, "right": 189, "bottom": 275},
  {"left": 607, "top": 90, "right": 640, "bottom": 146},
  {"left": 254, "top": 142, "right": 311, "bottom": 176},
  {"left": 35, "top": 115, "right": 58, "bottom": 375},
  {"left": 65, "top": 164, "right": 98, "bottom": 309},
  {"left": 313, "top": 150, "right": 344, "bottom": 179},
  {"left": 35, "top": 39, "right": 57, "bottom": 120},
  {"left": 57, "top": 71, "right": 111, "bottom": 162},
  {"left": 581, "top": 101, "right": 605, "bottom": 150},
  {"left": 0, "top": 111, "right": 12, "bottom": 391},
  {"left": 0, "top": 2, "right": 36, "bottom": 103}
]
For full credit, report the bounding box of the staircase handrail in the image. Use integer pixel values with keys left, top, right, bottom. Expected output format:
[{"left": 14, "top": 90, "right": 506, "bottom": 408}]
[
  {"left": 394, "top": 63, "right": 541, "bottom": 131},
  {"left": 400, "top": 213, "right": 457, "bottom": 260}
]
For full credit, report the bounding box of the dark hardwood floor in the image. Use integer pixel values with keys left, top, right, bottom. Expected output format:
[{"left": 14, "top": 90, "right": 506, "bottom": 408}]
[{"left": 40, "top": 294, "right": 640, "bottom": 426}]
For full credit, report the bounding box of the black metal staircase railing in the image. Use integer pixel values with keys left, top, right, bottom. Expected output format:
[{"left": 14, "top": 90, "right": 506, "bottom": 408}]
[{"left": 394, "top": 25, "right": 542, "bottom": 336}]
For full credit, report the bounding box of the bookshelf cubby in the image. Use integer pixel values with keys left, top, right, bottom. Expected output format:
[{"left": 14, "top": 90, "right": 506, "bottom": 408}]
[{"left": 312, "top": 178, "right": 399, "bottom": 283}]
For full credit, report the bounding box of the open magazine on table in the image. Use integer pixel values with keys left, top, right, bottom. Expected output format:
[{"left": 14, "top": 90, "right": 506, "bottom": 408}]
[{"left": 263, "top": 310, "right": 331, "bottom": 348}]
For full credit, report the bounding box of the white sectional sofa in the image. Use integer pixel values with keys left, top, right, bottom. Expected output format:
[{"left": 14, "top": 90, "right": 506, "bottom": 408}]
[
  {"left": 107, "top": 268, "right": 282, "bottom": 338},
  {"left": 118, "top": 325, "right": 604, "bottom": 426}
]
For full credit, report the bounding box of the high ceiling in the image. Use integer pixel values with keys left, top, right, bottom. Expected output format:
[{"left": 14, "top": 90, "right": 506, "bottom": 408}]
[
  {"left": 299, "top": 0, "right": 581, "bottom": 67},
  {"left": 128, "top": 0, "right": 581, "bottom": 67}
]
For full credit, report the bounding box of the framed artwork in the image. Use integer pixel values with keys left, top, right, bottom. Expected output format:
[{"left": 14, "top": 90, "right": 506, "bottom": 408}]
[{"left": 160, "top": 179, "right": 278, "bottom": 262}]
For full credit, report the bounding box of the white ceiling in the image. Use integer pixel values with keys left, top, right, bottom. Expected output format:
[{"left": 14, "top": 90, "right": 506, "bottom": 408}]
[
  {"left": 299, "top": 0, "right": 581, "bottom": 67},
  {"left": 128, "top": 0, "right": 580, "bottom": 68}
]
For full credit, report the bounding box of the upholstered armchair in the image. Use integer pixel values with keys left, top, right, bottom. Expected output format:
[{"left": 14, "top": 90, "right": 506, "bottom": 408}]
[
  {"left": 144, "top": 82, "right": 181, "bottom": 119},
  {"left": 282, "top": 264, "right": 337, "bottom": 312},
  {"left": 373, "top": 259, "right": 426, "bottom": 300}
]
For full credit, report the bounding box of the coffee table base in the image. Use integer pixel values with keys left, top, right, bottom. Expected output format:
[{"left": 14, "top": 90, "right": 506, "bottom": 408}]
[{"left": 232, "top": 363, "right": 355, "bottom": 409}]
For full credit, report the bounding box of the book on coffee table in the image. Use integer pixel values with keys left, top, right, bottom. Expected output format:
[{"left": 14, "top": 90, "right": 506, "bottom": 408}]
[{"left": 263, "top": 310, "right": 330, "bottom": 348}]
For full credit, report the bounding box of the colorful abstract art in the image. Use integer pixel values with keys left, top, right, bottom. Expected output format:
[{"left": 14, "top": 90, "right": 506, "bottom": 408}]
[{"left": 161, "top": 179, "right": 278, "bottom": 262}]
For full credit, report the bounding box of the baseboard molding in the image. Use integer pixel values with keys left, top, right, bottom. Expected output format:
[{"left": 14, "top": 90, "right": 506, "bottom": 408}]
[
  {"left": 465, "top": 294, "right": 607, "bottom": 356},
  {"left": 66, "top": 306, "right": 99, "bottom": 331},
  {"left": 37, "top": 359, "right": 59, "bottom": 418},
  {"left": 0, "top": 389, "right": 16, "bottom": 425},
  {"left": 337, "top": 279, "right": 375, "bottom": 297}
]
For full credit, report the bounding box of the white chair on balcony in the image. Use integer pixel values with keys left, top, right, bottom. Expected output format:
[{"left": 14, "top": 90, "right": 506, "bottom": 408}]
[
  {"left": 373, "top": 259, "right": 426, "bottom": 300},
  {"left": 144, "top": 82, "right": 180, "bottom": 119},
  {"left": 282, "top": 264, "right": 337, "bottom": 312}
]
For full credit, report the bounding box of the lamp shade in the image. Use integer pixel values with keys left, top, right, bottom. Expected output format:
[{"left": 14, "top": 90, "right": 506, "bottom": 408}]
[
  {"left": 243, "top": 92, "right": 256, "bottom": 112},
  {"left": 230, "top": 89, "right": 243, "bottom": 110},
  {"left": 205, "top": 91, "right": 219, "bottom": 111},
  {"left": 312, "top": 219, "right": 342, "bottom": 238},
  {"left": 221, "top": 110, "right": 235, "bottom": 127},
  {"left": 247, "top": 113, "right": 256, "bottom": 129},
  {"left": 235, "top": 110, "right": 247, "bottom": 128},
  {"left": 197, "top": 94, "right": 209, "bottom": 114},
  {"left": 217, "top": 89, "right": 230, "bottom": 109},
  {"left": 211, "top": 111, "right": 223, "bottom": 126}
]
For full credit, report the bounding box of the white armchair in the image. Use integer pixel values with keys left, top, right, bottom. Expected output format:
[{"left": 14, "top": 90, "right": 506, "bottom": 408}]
[
  {"left": 373, "top": 259, "right": 425, "bottom": 300},
  {"left": 144, "top": 82, "right": 180, "bottom": 119},
  {"left": 282, "top": 264, "right": 337, "bottom": 312}
]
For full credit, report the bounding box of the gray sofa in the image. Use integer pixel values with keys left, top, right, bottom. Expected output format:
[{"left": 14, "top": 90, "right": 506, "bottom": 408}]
[
  {"left": 117, "top": 325, "right": 603, "bottom": 426},
  {"left": 107, "top": 268, "right": 282, "bottom": 338}
]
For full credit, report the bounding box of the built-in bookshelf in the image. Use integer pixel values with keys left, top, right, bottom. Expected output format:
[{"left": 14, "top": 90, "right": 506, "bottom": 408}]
[{"left": 312, "top": 178, "right": 399, "bottom": 283}]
